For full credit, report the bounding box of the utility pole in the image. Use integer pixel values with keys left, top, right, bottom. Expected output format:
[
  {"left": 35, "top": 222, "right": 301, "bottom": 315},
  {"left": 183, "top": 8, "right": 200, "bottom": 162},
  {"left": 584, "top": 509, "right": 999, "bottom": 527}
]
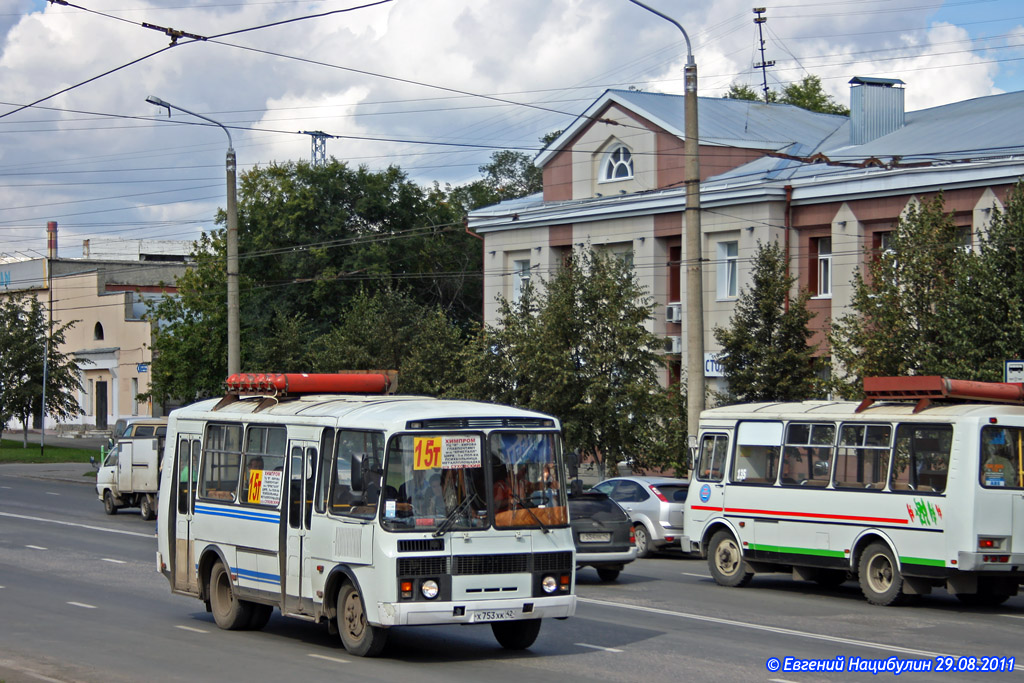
[{"left": 753, "top": 8, "right": 775, "bottom": 103}]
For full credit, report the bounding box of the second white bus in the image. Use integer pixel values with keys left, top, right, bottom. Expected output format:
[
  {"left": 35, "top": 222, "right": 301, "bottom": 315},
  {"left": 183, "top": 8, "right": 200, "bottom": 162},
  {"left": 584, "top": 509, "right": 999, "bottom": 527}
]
[
  {"left": 681, "top": 376, "right": 1024, "bottom": 606},
  {"left": 156, "top": 373, "right": 575, "bottom": 656}
]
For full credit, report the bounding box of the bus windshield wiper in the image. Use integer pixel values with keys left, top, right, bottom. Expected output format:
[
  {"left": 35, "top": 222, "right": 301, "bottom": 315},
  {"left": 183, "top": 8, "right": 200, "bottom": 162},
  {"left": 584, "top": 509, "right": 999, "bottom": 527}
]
[
  {"left": 509, "top": 490, "right": 550, "bottom": 533},
  {"left": 433, "top": 493, "right": 475, "bottom": 537}
]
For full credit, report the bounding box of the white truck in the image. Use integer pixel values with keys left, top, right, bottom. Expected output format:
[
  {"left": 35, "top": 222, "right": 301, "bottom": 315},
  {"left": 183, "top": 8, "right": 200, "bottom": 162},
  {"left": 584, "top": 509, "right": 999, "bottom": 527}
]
[{"left": 95, "top": 418, "right": 166, "bottom": 520}]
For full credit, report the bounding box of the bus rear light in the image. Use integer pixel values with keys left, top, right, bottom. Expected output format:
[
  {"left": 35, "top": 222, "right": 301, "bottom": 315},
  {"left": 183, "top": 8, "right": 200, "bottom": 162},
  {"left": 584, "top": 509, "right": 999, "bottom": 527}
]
[
  {"left": 649, "top": 485, "right": 669, "bottom": 502},
  {"left": 983, "top": 555, "right": 1010, "bottom": 563},
  {"left": 978, "top": 537, "right": 1004, "bottom": 550}
]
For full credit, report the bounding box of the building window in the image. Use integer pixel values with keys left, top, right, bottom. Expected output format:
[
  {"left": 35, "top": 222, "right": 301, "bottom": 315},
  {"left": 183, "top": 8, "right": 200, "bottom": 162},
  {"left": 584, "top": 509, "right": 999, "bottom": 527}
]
[
  {"left": 816, "top": 237, "right": 832, "bottom": 297},
  {"left": 956, "top": 225, "right": 972, "bottom": 252},
  {"left": 93, "top": 322, "right": 104, "bottom": 340},
  {"left": 601, "top": 145, "right": 633, "bottom": 181},
  {"left": 512, "top": 259, "right": 531, "bottom": 303},
  {"left": 717, "top": 241, "right": 738, "bottom": 299}
]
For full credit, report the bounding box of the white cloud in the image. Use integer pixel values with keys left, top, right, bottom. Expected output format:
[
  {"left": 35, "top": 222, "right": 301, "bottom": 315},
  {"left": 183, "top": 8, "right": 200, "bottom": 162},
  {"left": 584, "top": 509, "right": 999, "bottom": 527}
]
[{"left": 0, "top": 0, "right": 1020, "bottom": 256}]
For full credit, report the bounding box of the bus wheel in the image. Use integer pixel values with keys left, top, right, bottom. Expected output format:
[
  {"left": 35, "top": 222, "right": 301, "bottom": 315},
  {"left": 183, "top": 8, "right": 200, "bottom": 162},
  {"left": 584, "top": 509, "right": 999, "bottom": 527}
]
[
  {"left": 708, "top": 530, "right": 753, "bottom": 587},
  {"left": 338, "top": 583, "right": 388, "bottom": 657},
  {"left": 858, "top": 543, "right": 905, "bottom": 606},
  {"left": 491, "top": 618, "right": 542, "bottom": 650},
  {"left": 103, "top": 491, "right": 117, "bottom": 515},
  {"left": 140, "top": 495, "right": 155, "bottom": 521},
  {"left": 209, "top": 562, "right": 253, "bottom": 630}
]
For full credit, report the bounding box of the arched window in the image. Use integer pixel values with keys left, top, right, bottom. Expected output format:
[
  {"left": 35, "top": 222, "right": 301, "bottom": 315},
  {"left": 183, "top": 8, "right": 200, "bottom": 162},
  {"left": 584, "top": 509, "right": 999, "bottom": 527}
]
[
  {"left": 94, "top": 322, "right": 104, "bottom": 340},
  {"left": 602, "top": 145, "right": 634, "bottom": 181}
]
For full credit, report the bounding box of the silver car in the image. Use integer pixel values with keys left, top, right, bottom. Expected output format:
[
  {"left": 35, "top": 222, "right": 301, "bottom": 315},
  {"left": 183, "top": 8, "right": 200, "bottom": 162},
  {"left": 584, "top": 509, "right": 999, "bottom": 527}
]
[{"left": 591, "top": 476, "right": 689, "bottom": 557}]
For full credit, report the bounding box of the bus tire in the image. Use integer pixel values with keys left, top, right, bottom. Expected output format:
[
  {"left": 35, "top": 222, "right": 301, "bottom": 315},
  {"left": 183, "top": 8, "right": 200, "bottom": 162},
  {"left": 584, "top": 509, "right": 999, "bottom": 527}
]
[
  {"left": 140, "top": 495, "right": 155, "bottom": 521},
  {"left": 708, "top": 530, "right": 753, "bottom": 587},
  {"left": 103, "top": 490, "right": 117, "bottom": 515},
  {"left": 858, "top": 543, "right": 906, "bottom": 606},
  {"left": 247, "top": 603, "right": 274, "bottom": 630},
  {"left": 491, "top": 618, "right": 542, "bottom": 650},
  {"left": 338, "top": 583, "right": 388, "bottom": 657},
  {"left": 209, "top": 561, "right": 253, "bottom": 630}
]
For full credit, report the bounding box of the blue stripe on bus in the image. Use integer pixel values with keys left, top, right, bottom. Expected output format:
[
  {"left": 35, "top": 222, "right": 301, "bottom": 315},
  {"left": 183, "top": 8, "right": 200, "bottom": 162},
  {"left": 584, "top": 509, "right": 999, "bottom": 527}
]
[
  {"left": 194, "top": 504, "right": 280, "bottom": 523},
  {"left": 235, "top": 567, "right": 281, "bottom": 586}
]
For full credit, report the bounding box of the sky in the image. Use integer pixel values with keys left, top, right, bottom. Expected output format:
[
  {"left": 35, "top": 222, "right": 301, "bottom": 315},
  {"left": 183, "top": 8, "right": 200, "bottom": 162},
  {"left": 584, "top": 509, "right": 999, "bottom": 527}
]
[{"left": 1, "top": 0, "right": 1023, "bottom": 259}]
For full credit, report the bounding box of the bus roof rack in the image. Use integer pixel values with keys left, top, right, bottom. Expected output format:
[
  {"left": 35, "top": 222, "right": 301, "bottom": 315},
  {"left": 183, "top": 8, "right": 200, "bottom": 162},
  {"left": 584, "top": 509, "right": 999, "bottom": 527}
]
[
  {"left": 857, "top": 376, "right": 1024, "bottom": 413},
  {"left": 215, "top": 372, "right": 397, "bottom": 410}
]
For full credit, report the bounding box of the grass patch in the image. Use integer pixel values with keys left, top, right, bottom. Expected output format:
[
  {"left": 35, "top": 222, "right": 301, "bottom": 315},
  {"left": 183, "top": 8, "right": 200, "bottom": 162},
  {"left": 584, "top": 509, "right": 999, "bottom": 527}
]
[{"left": 0, "top": 439, "right": 99, "bottom": 464}]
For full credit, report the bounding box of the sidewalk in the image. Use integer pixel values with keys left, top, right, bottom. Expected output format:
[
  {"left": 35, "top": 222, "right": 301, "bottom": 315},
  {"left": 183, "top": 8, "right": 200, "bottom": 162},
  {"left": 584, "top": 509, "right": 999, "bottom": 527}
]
[{"left": 0, "top": 462, "right": 97, "bottom": 485}]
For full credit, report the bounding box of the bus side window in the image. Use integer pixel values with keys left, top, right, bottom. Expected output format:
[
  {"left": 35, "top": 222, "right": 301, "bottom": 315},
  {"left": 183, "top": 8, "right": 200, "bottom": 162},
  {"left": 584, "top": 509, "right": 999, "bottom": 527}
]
[
  {"left": 177, "top": 439, "right": 191, "bottom": 514},
  {"left": 199, "top": 423, "right": 242, "bottom": 502},
  {"left": 980, "top": 426, "right": 1024, "bottom": 489},
  {"left": 332, "top": 431, "right": 385, "bottom": 519},
  {"left": 891, "top": 424, "right": 952, "bottom": 494},
  {"left": 782, "top": 423, "right": 834, "bottom": 487},
  {"left": 834, "top": 424, "right": 891, "bottom": 490},
  {"left": 316, "top": 428, "right": 335, "bottom": 514},
  {"left": 697, "top": 434, "right": 728, "bottom": 482}
]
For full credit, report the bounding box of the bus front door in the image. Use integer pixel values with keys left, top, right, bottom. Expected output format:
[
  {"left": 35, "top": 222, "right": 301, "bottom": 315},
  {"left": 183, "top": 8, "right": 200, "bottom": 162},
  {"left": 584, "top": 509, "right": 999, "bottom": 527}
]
[
  {"left": 284, "top": 441, "right": 318, "bottom": 614},
  {"left": 174, "top": 436, "right": 202, "bottom": 594}
]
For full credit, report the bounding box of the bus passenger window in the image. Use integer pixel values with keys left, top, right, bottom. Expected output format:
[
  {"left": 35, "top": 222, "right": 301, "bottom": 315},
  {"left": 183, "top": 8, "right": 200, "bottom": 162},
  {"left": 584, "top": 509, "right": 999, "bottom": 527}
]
[
  {"left": 980, "top": 426, "right": 1024, "bottom": 489},
  {"left": 199, "top": 423, "right": 242, "bottom": 502},
  {"left": 891, "top": 424, "right": 952, "bottom": 493},
  {"left": 782, "top": 423, "right": 835, "bottom": 487},
  {"left": 834, "top": 424, "right": 891, "bottom": 489}
]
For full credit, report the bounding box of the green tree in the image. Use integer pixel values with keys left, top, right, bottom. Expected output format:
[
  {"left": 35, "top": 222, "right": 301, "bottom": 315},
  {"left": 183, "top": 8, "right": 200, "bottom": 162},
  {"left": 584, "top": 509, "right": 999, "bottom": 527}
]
[
  {"left": 723, "top": 75, "right": 848, "bottom": 115},
  {"left": 308, "top": 287, "right": 467, "bottom": 396},
  {"left": 829, "top": 195, "right": 975, "bottom": 396},
  {"left": 459, "top": 249, "right": 676, "bottom": 477},
  {"left": 714, "top": 240, "right": 819, "bottom": 402},
  {"left": 0, "top": 294, "right": 84, "bottom": 445},
  {"left": 779, "top": 75, "right": 849, "bottom": 115}
]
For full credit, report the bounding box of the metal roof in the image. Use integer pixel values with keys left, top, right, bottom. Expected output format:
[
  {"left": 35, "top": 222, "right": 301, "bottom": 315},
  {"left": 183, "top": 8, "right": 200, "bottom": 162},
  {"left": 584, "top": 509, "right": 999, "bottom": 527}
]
[{"left": 535, "top": 89, "right": 847, "bottom": 167}]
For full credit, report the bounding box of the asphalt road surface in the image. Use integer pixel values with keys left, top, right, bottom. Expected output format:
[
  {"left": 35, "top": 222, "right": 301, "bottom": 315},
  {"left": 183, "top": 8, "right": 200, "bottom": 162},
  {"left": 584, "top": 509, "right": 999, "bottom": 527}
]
[{"left": 2, "top": 467, "right": 1022, "bottom": 682}]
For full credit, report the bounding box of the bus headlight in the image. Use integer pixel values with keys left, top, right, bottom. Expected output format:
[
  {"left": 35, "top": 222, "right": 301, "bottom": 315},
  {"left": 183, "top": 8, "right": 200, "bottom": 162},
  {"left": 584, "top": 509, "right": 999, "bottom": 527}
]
[
  {"left": 541, "top": 575, "right": 558, "bottom": 594},
  {"left": 421, "top": 579, "right": 439, "bottom": 599}
]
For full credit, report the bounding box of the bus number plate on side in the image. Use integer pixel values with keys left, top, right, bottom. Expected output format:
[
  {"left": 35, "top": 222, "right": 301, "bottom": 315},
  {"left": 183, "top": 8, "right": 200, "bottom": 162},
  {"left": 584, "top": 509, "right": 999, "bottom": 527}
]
[{"left": 470, "top": 609, "right": 518, "bottom": 622}]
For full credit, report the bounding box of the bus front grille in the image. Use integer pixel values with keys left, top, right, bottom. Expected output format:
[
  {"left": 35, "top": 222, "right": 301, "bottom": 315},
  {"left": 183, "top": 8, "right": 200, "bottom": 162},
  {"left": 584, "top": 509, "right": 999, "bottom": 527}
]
[{"left": 398, "top": 556, "right": 449, "bottom": 576}]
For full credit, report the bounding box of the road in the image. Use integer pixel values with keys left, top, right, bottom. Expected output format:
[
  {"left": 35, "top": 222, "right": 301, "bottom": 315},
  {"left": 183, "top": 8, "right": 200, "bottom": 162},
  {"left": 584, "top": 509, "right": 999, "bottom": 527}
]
[{"left": 1, "top": 469, "right": 1022, "bottom": 682}]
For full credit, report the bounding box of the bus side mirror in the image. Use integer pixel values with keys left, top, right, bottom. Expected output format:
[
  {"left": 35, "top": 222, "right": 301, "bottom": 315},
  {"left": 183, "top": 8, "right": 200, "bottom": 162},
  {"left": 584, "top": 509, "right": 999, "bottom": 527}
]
[
  {"left": 350, "top": 453, "right": 365, "bottom": 492},
  {"left": 566, "top": 452, "right": 580, "bottom": 480},
  {"left": 687, "top": 435, "right": 698, "bottom": 472}
]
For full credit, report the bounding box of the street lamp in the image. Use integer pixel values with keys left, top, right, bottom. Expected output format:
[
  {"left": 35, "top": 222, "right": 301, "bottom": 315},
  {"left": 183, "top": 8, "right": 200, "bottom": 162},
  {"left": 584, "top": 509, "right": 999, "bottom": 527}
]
[
  {"left": 627, "top": 1, "right": 705, "bottom": 440},
  {"left": 146, "top": 96, "right": 240, "bottom": 376}
]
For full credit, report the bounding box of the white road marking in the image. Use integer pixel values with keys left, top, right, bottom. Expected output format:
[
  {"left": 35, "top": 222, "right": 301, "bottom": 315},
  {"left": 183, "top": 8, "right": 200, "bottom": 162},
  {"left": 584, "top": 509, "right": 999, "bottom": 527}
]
[
  {"left": 101, "top": 558, "right": 127, "bottom": 564},
  {"left": 0, "top": 511, "right": 153, "bottom": 538},
  {"left": 1, "top": 485, "right": 12, "bottom": 489},
  {"left": 999, "top": 613, "right": 1024, "bottom": 620},
  {"left": 67, "top": 602, "right": 96, "bottom": 609},
  {"left": 578, "top": 597, "right": 1024, "bottom": 671},
  {"left": 308, "top": 654, "right": 349, "bottom": 664},
  {"left": 770, "top": 679, "right": 800, "bottom": 683},
  {"left": 576, "top": 642, "right": 624, "bottom": 653},
  {"left": 25, "top": 545, "right": 47, "bottom": 550},
  {"left": 45, "top": 492, "right": 59, "bottom": 496},
  {"left": 174, "top": 625, "right": 209, "bottom": 634},
  {"left": 680, "top": 572, "right": 710, "bottom": 579}
]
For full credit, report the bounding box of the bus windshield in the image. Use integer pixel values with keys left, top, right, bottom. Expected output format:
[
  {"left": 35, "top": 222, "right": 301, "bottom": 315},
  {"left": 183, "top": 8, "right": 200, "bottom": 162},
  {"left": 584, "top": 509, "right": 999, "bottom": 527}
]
[{"left": 380, "top": 432, "right": 566, "bottom": 532}]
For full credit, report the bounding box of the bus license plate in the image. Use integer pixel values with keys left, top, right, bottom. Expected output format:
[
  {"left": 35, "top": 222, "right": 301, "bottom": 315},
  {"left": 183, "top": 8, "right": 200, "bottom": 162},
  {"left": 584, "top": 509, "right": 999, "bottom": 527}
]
[
  {"left": 579, "top": 532, "right": 611, "bottom": 543},
  {"left": 470, "top": 609, "right": 518, "bottom": 622}
]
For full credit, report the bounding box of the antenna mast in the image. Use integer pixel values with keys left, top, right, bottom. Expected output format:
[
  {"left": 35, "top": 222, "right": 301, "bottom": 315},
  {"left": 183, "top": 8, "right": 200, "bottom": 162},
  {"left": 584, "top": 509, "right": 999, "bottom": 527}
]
[{"left": 753, "top": 8, "right": 775, "bottom": 103}]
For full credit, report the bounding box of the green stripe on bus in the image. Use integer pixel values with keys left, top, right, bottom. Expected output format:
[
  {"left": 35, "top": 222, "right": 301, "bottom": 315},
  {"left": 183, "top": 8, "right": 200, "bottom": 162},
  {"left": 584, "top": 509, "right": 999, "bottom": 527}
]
[
  {"left": 900, "top": 556, "right": 946, "bottom": 567},
  {"left": 747, "top": 544, "right": 846, "bottom": 558}
]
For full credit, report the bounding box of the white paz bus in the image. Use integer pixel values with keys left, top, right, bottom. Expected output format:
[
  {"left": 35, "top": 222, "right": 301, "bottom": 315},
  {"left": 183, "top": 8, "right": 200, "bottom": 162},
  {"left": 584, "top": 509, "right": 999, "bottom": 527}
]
[
  {"left": 681, "top": 376, "right": 1024, "bottom": 606},
  {"left": 156, "top": 373, "right": 575, "bottom": 656}
]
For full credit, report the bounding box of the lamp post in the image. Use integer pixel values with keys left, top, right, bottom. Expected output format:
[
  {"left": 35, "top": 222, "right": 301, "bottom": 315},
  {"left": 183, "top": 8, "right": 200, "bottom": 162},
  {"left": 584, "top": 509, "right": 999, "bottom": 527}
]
[
  {"left": 627, "top": 1, "right": 705, "bottom": 441},
  {"left": 146, "top": 96, "right": 240, "bottom": 376}
]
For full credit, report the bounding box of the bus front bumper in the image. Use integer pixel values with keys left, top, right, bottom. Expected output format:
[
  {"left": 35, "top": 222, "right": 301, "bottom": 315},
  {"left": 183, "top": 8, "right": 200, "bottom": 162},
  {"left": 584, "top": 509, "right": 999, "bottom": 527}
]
[{"left": 375, "top": 594, "right": 576, "bottom": 627}]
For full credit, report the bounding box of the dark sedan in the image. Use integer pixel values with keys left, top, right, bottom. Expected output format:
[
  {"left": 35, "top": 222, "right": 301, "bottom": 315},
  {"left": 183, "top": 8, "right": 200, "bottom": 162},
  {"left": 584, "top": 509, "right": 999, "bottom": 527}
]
[{"left": 568, "top": 489, "right": 637, "bottom": 581}]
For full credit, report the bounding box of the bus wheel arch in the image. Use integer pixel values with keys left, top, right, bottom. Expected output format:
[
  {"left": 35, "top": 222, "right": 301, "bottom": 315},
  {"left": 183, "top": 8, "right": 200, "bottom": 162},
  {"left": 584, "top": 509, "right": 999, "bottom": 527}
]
[
  {"left": 323, "top": 566, "right": 359, "bottom": 632},
  {"left": 197, "top": 545, "right": 230, "bottom": 605},
  {"left": 336, "top": 579, "right": 388, "bottom": 656},
  {"left": 700, "top": 520, "right": 738, "bottom": 558}
]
